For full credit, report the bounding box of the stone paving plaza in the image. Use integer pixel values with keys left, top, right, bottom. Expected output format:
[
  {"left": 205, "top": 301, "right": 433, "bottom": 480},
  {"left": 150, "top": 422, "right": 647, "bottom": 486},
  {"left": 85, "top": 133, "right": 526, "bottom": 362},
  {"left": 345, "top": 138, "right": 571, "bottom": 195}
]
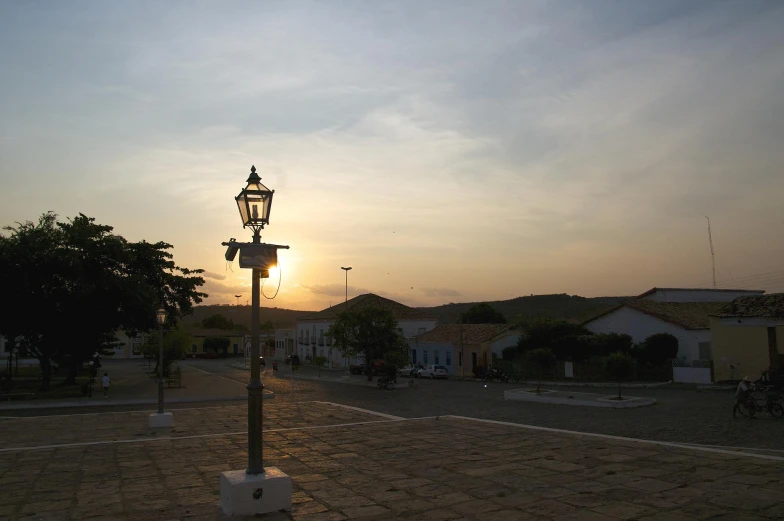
[{"left": 1, "top": 401, "right": 783, "bottom": 521}]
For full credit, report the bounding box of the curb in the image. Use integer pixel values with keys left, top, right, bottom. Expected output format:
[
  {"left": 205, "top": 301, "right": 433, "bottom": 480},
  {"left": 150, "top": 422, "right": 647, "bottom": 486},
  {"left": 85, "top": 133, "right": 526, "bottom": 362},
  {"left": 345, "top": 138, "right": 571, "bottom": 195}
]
[
  {"left": 0, "top": 392, "right": 274, "bottom": 411},
  {"left": 504, "top": 389, "right": 657, "bottom": 408},
  {"left": 530, "top": 380, "right": 672, "bottom": 389}
]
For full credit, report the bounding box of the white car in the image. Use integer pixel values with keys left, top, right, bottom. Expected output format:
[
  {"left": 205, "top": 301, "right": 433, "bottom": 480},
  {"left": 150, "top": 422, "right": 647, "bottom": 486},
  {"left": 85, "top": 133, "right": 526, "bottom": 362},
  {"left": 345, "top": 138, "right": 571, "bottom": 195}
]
[
  {"left": 399, "top": 364, "right": 424, "bottom": 377},
  {"left": 417, "top": 365, "right": 448, "bottom": 379}
]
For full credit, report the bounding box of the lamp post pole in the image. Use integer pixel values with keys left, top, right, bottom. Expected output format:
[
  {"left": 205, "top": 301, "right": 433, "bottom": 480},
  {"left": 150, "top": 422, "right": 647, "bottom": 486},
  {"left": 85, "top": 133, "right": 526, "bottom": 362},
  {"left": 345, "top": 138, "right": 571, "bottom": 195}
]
[
  {"left": 341, "top": 267, "right": 352, "bottom": 310},
  {"left": 158, "top": 311, "right": 165, "bottom": 414},
  {"left": 247, "top": 227, "right": 264, "bottom": 475}
]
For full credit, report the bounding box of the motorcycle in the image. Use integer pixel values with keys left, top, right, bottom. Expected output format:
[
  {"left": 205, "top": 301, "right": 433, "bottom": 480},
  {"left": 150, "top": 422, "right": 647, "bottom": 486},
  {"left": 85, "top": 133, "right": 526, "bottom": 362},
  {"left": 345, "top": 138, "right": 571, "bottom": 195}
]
[{"left": 481, "top": 367, "right": 509, "bottom": 383}]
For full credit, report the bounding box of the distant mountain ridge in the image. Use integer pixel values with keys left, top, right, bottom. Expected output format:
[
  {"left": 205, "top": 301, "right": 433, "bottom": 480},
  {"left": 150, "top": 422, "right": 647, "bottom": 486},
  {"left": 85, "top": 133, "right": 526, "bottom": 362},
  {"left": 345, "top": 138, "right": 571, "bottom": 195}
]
[
  {"left": 190, "top": 294, "right": 629, "bottom": 330},
  {"left": 417, "top": 294, "right": 631, "bottom": 326}
]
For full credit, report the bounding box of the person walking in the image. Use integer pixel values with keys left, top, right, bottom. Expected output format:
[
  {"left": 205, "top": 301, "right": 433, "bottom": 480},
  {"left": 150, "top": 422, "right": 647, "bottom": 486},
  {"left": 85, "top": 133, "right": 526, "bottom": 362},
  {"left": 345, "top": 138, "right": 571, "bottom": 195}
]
[{"left": 101, "top": 372, "right": 111, "bottom": 399}]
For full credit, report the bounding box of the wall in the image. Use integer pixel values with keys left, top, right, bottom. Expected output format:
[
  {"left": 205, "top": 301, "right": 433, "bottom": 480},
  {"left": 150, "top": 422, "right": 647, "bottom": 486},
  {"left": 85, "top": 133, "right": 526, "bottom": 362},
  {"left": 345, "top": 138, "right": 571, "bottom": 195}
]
[
  {"left": 672, "top": 367, "right": 712, "bottom": 384},
  {"left": 274, "top": 329, "right": 295, "bottom": 361},
  {"left": 296, "top": 317, "right": 438, "bottom": 368},
  {"left": 489, "top": 333, "right": 522, "bottom": 358},
  {"left": 642, "top": 289, "right": 764, "bottom": 303},
  {"left": 711, "top": 317, "right": 784, "bottom": 382},
  {"left": 409, "top": 342, "right": 456, "bottom": 375},
  {"left": 585, "top": 306, "right": 709, "bottom": 361}
]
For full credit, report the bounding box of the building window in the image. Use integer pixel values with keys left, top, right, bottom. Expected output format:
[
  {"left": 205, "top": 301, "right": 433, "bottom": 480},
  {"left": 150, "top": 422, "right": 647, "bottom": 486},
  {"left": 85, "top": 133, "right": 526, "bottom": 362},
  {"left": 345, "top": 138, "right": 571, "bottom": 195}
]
[
  {"left": 423, "top": 350, "right": 428, "bottom": 364},
  {"left": 435, "top": 350, "right": 440, "bottom": 364},
  {"left": 698, "top": 342, "right": 712, "bottom": 360},
  {"left": 192, "top": 344, "right": 197, "bottom": 353},
  {"left": 458, "top": 352, "right": 462, "bottom": 367},
  {"left": 446, "top": 351, "right": 451, "bottom": 366}
]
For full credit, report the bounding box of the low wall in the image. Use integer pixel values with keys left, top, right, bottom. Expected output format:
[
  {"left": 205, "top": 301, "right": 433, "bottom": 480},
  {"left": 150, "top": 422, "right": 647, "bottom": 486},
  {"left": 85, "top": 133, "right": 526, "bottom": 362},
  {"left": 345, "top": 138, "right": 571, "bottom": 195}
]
[{"left": 673, "top": 366, "right": 712, "bottom": 384}]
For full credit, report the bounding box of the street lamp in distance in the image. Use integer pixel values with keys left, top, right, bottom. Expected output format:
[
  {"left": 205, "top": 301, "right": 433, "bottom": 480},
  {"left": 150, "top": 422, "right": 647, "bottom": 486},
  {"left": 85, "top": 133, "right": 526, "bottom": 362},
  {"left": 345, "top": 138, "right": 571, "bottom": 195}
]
[
  {"left": 149, "top": 307, "right": 173, "bottom": 428},
  {"left": 341, "top": 267, "right": 352, "bottom": 311}
]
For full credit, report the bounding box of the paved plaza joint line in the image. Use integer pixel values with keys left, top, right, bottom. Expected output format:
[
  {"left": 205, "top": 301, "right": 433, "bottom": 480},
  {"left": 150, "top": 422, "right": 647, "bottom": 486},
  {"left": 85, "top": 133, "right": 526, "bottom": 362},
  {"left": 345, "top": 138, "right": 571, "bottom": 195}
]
[{"left": 1, "top": 401, "right": 783, "bottom": 521}]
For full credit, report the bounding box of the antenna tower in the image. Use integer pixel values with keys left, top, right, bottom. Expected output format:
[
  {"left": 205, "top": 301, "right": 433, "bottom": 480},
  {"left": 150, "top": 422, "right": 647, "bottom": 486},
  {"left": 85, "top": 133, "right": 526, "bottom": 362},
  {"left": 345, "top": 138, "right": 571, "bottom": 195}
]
[{"left": 705, "top": 216, "right": 716, "bottom": 289}]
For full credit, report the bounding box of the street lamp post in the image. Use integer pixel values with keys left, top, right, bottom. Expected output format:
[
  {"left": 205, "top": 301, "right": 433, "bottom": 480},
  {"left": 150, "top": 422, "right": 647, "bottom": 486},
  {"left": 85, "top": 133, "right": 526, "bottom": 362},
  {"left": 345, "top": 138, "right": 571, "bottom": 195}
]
[
  {"left": 157, "top": 308, "right": 167, "bottom": 414},
  {"left": 149, "top": 308, "right": 172, "bottom": 427},
  {"left": 340, "top": 267, "right": 352, "bottom": 370},
  {"left": 340, "top": 267, "right": 352, "bottom": 311},
  {"left": 219, "top": 165, "right": 292, "bottom": 516}
]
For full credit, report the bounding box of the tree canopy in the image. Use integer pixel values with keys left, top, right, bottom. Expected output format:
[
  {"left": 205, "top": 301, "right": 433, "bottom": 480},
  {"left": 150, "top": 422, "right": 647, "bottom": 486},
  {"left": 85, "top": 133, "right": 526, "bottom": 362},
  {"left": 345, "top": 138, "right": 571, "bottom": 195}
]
[
  {"left": 202, "top": 314, "right": 235, "bottom": 330},
  {"left": 0, "top": 213, "right": 207, "bottom": 388},
  {"left": 327, "top": 307, "right": 409, "bottom": 380},
  {"left": 460, "top": 303, "right": 507, "bottom": 324},
  {"left": 636, "top": 333, "right": 679, "bottom": 365}
]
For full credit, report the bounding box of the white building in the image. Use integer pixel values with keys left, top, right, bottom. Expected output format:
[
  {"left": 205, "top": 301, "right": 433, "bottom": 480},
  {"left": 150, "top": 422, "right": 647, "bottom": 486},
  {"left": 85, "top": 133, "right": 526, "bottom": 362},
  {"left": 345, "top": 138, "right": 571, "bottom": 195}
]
[
  {"left": 583, "top": 287, "right": 765, "bottom": 363},
  {"left": 274, "top": 329, "right": 296, "bottom": 361},
  {"left": 296, "top": 293, "right": 438, "bottom": 368}
]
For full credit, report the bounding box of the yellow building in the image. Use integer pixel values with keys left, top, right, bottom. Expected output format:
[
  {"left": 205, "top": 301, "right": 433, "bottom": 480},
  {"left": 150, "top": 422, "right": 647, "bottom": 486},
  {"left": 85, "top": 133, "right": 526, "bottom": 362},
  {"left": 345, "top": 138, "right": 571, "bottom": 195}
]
[
  {"left": 710, "top": 294, "right": 784, "bottom": 383},
  {"left": 188, "top": 329, "right": 246, "bottom": 357}
]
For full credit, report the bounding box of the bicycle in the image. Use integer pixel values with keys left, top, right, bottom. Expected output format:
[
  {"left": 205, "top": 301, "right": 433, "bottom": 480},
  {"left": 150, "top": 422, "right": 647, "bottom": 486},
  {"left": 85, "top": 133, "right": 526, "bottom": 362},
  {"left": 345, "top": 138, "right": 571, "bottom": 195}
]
[{"left": 733, "top": 385, "right": 784, "bottom": 419}]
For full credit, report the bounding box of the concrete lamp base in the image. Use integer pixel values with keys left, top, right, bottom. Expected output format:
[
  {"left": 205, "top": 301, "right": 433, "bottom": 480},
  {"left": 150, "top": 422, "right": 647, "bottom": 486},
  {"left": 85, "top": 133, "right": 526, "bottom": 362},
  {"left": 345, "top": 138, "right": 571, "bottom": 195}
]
[
  {"left": 148, "top": 412, "right": 173, "bottom": 428},
  {"left": 220, "top": 467, "right": 292, "bottom": 515}
]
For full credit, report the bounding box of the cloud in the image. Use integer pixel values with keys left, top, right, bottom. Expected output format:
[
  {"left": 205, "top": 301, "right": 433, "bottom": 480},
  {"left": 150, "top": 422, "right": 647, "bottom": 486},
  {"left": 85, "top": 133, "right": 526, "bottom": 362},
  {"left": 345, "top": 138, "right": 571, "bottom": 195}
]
[
  {"left": 202, "top": 271, "right": 227, "bottom": 281},
  {"left": 419, "top": 287, "right": 462, "bottom": 297}
]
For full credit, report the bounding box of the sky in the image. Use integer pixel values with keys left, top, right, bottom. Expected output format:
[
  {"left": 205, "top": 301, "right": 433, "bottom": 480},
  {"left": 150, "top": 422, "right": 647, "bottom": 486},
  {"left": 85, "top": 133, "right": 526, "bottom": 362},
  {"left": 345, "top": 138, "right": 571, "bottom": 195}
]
[{"left": 2, "top": 0, "right": 784, "bottom": 311}]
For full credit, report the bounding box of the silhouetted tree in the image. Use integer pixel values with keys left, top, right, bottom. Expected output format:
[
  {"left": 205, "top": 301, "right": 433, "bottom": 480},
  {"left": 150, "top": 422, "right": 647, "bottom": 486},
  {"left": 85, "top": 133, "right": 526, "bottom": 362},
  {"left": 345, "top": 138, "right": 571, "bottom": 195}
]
[
  {"left": 460, "top": 303, "right": 507, "bottom": 324},
  {"left": 526, "top": 348, "right": 557, "bottom": 394},
  {"left": 327, "top": 307, "right": 409, "bottom": 381},
  {"left": 605, "top": 352, "right": 635, "bottom": 399},
  {"left": 0, "top": 213, "right": 206, "bottom": 389},
  {"left": 202, "top": 314, "right": 235, "bottom": 330}
]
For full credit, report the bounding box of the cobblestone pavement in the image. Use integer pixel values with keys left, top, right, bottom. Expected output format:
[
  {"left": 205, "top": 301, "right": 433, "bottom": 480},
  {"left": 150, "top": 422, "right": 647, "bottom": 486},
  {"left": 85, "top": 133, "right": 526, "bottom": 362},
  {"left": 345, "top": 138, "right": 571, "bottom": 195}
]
[
  {"left": 175, "top": 360, "right": 784, "bottom": 451},
  {"left": 2, "top": 401, "right": 784, "bottom": 520}
]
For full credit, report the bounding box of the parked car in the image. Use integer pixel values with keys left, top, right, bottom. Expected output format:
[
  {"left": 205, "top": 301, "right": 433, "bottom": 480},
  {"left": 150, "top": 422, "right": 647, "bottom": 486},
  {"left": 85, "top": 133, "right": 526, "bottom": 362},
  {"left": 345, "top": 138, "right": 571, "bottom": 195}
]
[
  {"left": 399, "top": 364, "right": 424, "bottom": 377},
  {"left": 417, "top": 365, "right": 449, "bottom": 379},
  {"left": 285, "top": 355, "right": 301, "bottom": 366}
]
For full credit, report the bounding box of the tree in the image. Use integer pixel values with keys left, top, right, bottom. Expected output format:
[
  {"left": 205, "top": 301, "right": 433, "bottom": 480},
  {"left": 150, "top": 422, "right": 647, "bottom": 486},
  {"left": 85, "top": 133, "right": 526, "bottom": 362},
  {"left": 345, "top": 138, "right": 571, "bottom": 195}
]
[
  {"left": 516, "top": 319, "right": 590, "bottom": 360},
  {"left": 327, "top": 307, "right": 409, "bottom": 381},
  {"left": 202, "top": 314, "right": 235, "bottom": 330},
  {"left": 142, "top": 328, "right": 191, "bottom": 376},
  {"left": 605, "top": 352, "right": 635, "bottom": 399},
  {"left": 313, "top": 356, "right": 328, "bottom": 377},
  {"left": 460, "top": 303, "right": 507, "bottom": 324},
  {"left": 637, "top": 333, "right": 679, "bottom": 365},
  {"left": 526, "top": 348, "right": 556, "bottom": 394},
  {"left": 0, "top": 213, "right": 206, "bottom": 389}
]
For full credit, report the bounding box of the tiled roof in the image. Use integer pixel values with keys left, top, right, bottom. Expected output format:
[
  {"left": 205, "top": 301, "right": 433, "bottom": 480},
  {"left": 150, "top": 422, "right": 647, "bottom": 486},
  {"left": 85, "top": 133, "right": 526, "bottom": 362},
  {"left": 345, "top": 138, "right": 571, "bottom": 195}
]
[
  {"left": 715, "top": 294, "right": 784, "bottom": 318},
  {"left": 415, "top": 324, "right": 515, "bottom": 344},
  {"left": 635, "top": 287, "right": 764, "bottom": 298},
  {"left": 584, "top": 301, "right": 727, "bottom": 330},
  {"left": 300, "top": 293, "right": 436, "bottom": 321}
]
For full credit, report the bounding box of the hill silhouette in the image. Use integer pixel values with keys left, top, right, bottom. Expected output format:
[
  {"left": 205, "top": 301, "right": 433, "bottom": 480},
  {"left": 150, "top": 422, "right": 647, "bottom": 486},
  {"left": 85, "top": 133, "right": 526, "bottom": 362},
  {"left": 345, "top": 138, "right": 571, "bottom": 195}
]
[
  {"left": 418, "top": 294, "right": 629, "bottom": 326},
  {"left": 189, "top": 294, "right": 628, "bottom": 330}
]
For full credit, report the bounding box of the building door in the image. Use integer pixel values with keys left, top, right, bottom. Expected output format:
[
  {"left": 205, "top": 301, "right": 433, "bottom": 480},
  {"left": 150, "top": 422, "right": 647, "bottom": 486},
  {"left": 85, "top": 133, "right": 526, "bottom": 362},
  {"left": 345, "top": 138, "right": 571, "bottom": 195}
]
[
  {"left": 769, "top": 327, "right": 779, "bottom": 373},
  {"left": 471, "top": 353, "right": 477, "bottom": 374},
  {"left": 411, "top": 349, "right": 417, "bottom": 364}
]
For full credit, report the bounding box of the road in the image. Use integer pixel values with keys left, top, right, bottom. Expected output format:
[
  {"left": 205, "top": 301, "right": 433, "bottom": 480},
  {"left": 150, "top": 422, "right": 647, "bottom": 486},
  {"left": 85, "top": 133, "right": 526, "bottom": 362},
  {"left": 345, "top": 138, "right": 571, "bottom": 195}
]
[
  {"left": 175, "top": 358, "right": 784, "bottom": 451},
  {"left": 3, "top": 358, "right": 781, "bottom": 451}
]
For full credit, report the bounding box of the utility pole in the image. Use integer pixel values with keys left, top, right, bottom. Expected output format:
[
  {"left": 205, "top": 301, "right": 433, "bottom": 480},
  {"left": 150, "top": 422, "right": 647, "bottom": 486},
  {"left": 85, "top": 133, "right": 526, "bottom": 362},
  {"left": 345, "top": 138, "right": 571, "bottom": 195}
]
[{"left": 460, "top": 313, "right": 464, "bottom": 378}]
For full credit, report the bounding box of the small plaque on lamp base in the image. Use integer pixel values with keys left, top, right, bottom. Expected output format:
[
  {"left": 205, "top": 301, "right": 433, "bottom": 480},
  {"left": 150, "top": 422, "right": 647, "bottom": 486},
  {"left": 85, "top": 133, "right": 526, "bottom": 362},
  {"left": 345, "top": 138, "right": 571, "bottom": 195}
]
[{"left": 220, "top": 467, "right": 292, "bottom": 515}]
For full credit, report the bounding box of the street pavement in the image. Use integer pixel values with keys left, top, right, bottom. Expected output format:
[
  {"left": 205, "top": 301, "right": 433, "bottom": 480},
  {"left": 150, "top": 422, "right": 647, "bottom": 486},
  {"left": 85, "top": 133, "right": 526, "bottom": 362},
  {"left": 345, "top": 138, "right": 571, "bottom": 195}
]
[
  {"left": 1, "top": 400, "right": 783, "bottom": 520},
  {"left": 181, "top": 359, "right": 784, "bottom": 451}
]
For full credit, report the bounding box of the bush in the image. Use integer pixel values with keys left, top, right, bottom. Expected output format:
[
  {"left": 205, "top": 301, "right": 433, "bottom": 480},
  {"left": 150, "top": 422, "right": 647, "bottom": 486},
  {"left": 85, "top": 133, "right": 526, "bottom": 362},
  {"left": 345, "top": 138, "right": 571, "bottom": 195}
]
[{"left": 637, "top": 333, "right": 678, "bottom": 365}]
